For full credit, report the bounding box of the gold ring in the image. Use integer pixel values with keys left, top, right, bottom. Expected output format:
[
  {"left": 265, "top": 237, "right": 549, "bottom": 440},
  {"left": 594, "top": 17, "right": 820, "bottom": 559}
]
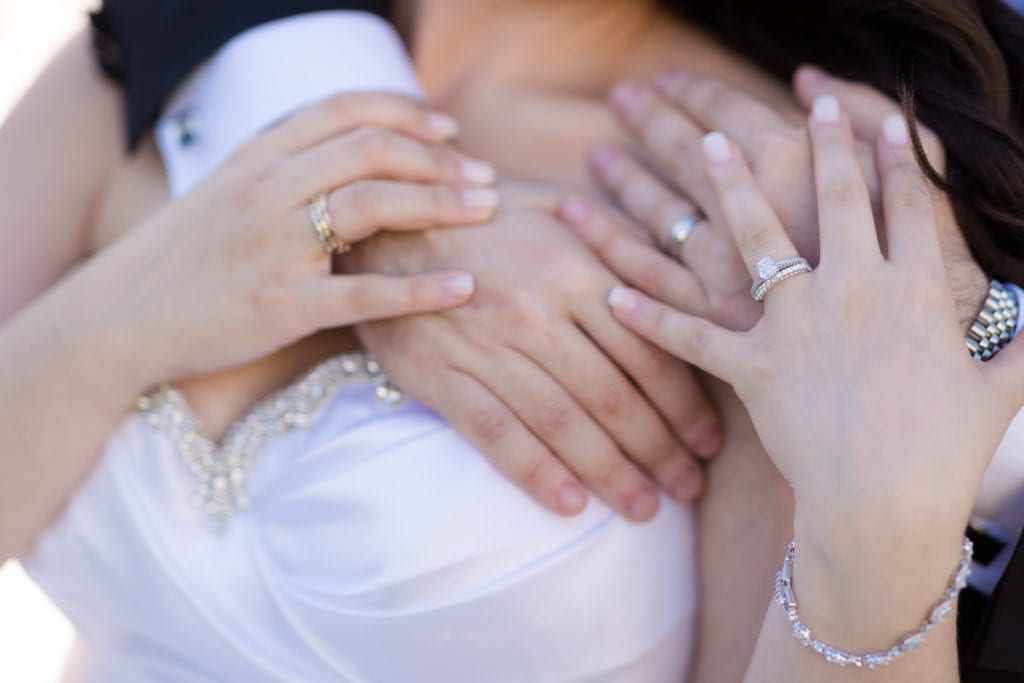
[{"left": 309, "top": 193, "right": 351, "bottom": 256}]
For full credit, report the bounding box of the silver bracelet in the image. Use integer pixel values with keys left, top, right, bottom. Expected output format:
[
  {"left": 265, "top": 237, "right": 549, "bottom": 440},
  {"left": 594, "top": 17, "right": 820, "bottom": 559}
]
[
  {"left": 775, "top": 536, "right": 973, "bottom": 668},
  {"left": 965, "top": 280, "right": 1019, "bottom": 361}
]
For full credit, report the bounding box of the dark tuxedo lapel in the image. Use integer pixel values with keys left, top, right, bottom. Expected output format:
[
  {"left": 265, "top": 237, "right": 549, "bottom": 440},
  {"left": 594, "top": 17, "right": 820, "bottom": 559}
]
[{"left": 962, "top": 534, "right": 1024, "bottom": 680}]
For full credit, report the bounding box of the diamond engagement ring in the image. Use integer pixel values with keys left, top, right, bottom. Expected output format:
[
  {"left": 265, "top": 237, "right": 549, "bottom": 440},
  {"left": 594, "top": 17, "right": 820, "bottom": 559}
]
[
  {"left": 751, "top": 256, "right": 812, "bottom": 302},
  {"left": 668, "top": 212, "right": 703, "bottom": 257}
]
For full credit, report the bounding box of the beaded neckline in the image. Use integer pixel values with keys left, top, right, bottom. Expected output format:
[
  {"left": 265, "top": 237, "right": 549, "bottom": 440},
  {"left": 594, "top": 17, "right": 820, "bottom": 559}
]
[{"left": 137, "top": 353, "right": 403, "bottom": 528}]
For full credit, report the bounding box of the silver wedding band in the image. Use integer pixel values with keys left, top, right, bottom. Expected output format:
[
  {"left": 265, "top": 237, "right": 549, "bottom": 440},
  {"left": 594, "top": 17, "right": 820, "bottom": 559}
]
[
  {"left": 668, "top": 212, "right": 703, "bottom": 257},
  {"left": 751, "top": 256, "right": 812, "bottom": 302}
]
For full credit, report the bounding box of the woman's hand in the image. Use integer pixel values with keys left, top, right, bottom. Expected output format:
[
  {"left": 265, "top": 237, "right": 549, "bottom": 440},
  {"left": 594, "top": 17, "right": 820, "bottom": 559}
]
[
  {"left": 87, "top": 92, "right": 497, "bottom": 382},
  {"left": 606, "top": 100, "right": 1024, "bottom": 670},
  {"left": 350, "top": 183, "right": 722, "bottom": 522},
  {"left": 570, "top": 68, "right": 987, "bottom": 332}
]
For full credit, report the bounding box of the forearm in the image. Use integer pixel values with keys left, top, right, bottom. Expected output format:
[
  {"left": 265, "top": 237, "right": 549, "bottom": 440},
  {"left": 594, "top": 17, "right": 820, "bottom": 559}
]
[{"left": 0, "top": 268, "right": 148, "bottom": 561}]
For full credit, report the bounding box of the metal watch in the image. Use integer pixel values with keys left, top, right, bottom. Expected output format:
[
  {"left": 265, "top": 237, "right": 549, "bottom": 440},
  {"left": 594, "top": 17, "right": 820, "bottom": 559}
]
[{"left": 965, "top": 280, "right": 1020, "bottom": 361}]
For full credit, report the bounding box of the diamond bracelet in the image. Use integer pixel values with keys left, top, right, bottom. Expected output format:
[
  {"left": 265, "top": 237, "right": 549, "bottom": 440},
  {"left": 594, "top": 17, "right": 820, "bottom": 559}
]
[{"left": 775, "top": 536, "right": 973, "bottom": 668}]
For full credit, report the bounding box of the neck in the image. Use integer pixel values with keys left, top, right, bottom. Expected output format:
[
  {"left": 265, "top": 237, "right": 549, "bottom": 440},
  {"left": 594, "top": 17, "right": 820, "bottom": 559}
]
[{"left": 407, "top": 0, "right": 670, "bottom": 101}]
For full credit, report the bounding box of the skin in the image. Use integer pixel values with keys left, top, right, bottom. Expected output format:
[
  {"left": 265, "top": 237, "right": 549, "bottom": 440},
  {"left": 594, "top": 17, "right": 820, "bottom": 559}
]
[
  {"left": 0, "top": 1, "right": 997, "bottom": 679},
  {"left": 602, "top": 104, "right": 1024, "bottom": 681}
]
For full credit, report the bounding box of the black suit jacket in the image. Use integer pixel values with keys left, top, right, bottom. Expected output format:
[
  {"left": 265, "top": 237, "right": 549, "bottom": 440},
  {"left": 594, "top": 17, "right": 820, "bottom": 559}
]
[{"left": 961, "top": 535, "right": 1024, "bottom": 681}]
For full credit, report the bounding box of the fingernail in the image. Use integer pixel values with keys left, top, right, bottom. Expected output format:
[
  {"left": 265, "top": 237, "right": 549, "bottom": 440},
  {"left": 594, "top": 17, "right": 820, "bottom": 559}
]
[
  {"left": 798, "top": 64, "right": 827, "bottom": 88},
  {"left": 443, "top": 273, "right": 475, "bottom": 298},
  {"left": 590, "top": 144, "right": 620, "bottom": 172},
  {"left": 626, "top": 486, "right": 660, "bottom": 521},
  {"left": 607, "top": 286, "right": 637, "bottom": 313},
  {"left": 669, "top": 462, "right": 703, "bottom": 502},
  {"left": 460, "top": 159, "right": 496, "bottom": 185},
  {"left": 812, "top": 95, "right": 840, "bottom": 123},
  {"left": 428, "top": 112, "right": 460, "bottom": 139},
  {"left": 655, "top": 69, "right": 687, "bottom": 93},
  {"left": 701, "top": 132, "right": 733, "bottom": 163},
  {"left": 690, "top": 424, "right": 723, "bottom": 459},
  {"left": 611, "top": 81, "right": 644, "bottom": 110},
  {"left": 461, "top": 188, "right": 500, "bottom": 212},
  {"left": 883, "top": 114, "right": 909, "bottom": 146},
  {"left": 558, "top": 482, "right": 588, "bottom": 515},
  {"left": 559, "top": 197, "right": 591, "bottom": 226}
]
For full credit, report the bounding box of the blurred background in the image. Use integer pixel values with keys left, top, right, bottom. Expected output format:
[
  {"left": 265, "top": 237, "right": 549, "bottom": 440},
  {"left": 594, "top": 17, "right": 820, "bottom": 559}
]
[{"left": 0, "top": 3, "right": 96, "bottom": 680}]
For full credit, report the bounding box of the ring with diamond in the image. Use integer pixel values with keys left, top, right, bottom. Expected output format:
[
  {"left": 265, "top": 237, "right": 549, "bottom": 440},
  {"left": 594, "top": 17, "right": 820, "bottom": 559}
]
[
  {"left": 309, "top": 192, "right": 352, "bottom": 256},
  {"left": 667, "top": 212, "right": 703, "bottom": 257},
  {"left": 751, "top": 256, "right": 812, "bottom": 302}
]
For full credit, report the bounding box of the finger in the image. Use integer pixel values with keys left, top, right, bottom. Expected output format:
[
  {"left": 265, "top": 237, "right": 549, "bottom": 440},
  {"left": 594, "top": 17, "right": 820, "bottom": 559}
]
[
  {"left": 607, "top": 286, "right": 743, "bottom": 383},
  {"left": 464, "top": 348, "right": 668, "bottom": 520},
  {"left": 402, "top": 362, "right": 591, "bottom": 517},
  {"left": 558, "top": 196, "right": 708, "bottom": 315},
  {"left": 281, "top": 127, "right": 495, "bottom": 206},
  {"left": 807, "top": 96, "right": 882, "bottom": 261},
  {"left": 577, "top": 302, "right": 722, "bottom": 462},
  {"left": 307, "top": 271, "right": 477, "bottom": 328},
  {"left": 700, "top": 132, "right": 797, "bottom": 277},
  {"left": 876, "top": 114, "right": 943, "bottom": 275},
  {"left": 588, "top": 145, "right": 704, "bottom": 256},
  {"left": 259, "top": 91, "right": 460, "bottom": 155},
  {"left": 291, "top": 181, "right": 499, "bottom": 244},
  {"left": 793, "top": 65, "right": 945, "bottom": 166},
  {"left": 610, "top": 80, "right": 707, "bottom": 180},
  {"left": 653, "top": 70, "right": 801, "bottom": 148},
  {"left": 513, "top": 316, "right": 705, "bottom": 505}
]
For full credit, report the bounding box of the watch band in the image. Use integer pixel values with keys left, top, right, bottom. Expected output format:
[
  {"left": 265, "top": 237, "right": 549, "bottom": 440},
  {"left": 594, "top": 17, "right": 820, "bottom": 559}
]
[{"left": 966, "top": 280, "right": 1020, "bottom": 361}]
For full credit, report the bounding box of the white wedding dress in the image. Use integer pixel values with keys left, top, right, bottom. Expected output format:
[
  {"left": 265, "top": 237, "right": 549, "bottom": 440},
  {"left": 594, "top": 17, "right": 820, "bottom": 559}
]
[{"left": 22, "top": 13, "right": 698, "bottom": 683}]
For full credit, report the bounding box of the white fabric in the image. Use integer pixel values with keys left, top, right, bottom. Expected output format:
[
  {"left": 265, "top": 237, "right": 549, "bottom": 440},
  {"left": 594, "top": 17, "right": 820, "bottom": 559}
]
[
  {"left": 156, "top": 11, "right": 424, "bottom": 198},
  {"left": 25, "top": 384, "right": 696, "bottom": 682},
  {"left": 24, "top": 13, "right": 697, "bottom": 682}
]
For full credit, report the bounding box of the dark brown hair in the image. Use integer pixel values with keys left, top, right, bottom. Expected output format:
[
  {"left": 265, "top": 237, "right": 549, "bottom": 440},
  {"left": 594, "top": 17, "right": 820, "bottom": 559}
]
[{"left": 667, "top": 0, "right": 1024, "bottom": 283}]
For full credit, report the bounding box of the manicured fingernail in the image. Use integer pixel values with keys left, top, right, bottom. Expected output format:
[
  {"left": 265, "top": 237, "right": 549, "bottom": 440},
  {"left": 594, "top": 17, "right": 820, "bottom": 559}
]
[
  {"left": 669, "top": 462, "right": 703, "bottom": 502},
  {"left": 702, "top": 132, "right": 733, "bottom": 163},
  {"left": 461, "top": 188, "right": 500, "bottom": 212},
  {"left": 460, "top": 159, "right": 496, "bottom": 185},
  {"left": 798, "top": 64, "right": 827, "bottom": 88},
  {"left": 691, "top": 424, "right": 723, "bottom": 459},
  {"left": 558, "top": 482, "right": 588, "bottom": 515},
  {"left": 883, "top": 114, "right": 909, "bottom": 146},
  {"left": 443, "top": 273, "right": 475, "bottom": 298},
  {"left": 590, "top": 144, "right": 620, "bottom": 173},
  {"left": 812, "top": 95, "right": 841, "bottom": 123},
  {"left": 611, "top": 81, "right": 644, "bottom": 110},
  {"left": 559, "top": 197, "right": 591, "bottom": 226},
  {"left": 655, "top": 70, "right": 687, "bottom": 93},
  {"left": 627, "top": 486, "right": 660, "bottom": 521},
  {"left": 607, "top": 286, "right": 637, "bottom": 313},
  {"left": 428, "top": 112, "right": 460, "bottom": 139}
]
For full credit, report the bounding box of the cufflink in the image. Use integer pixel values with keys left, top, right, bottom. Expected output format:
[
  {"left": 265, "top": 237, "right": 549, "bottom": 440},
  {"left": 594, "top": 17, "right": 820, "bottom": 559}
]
[{"left": 164, "top": 108, "right": 202, "bottom": 149}]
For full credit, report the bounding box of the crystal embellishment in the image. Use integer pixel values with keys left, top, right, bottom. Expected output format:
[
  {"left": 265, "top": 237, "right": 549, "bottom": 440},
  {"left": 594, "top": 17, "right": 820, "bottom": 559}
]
[
  {"left": 756, "top": 256, "right": 780, "bottom": 280},
  {"left": 774, "top": 537, "right": 973, "bottom": 669},
  {"left": 137, "top": 353, "right": 403, "bottom": 528}
]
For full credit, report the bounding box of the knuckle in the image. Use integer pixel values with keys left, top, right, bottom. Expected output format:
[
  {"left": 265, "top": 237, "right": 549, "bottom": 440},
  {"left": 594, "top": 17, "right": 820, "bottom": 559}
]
[
  {"left": 351, "top": 126, "right": 396, "bottom": 163},
  {"left": 516, "top": 452, "right": 551, "bottom": 490},
  {"left": 429, "top": 184, "right": 461, "bottom": 215},
  {"left": 684, "top": 324, "right": 710, "bottom": 357},
  {"left": 536, "top": 396, "right": 575, "bottom": 438},
  {"left": 594, "top": 455, "right": 629, "bottom": 490},
  {"left": 596, "top": 381, "right": 635, "bottom": 420},
  {"left": 470, "top": 405, "right": 516, "bottom": 445},
  {"left": 752, "top": 130, "right": 807, "bottom": 171},
  {"left": 504, "top": 290, "right": 550, "bottom": 329},
  {"left": 823, "top": 176, "right": 862, "bottom": 206},
  {"left": 345, "top": 278, "right": 373, "bottom": 312},
  {"left": 741, "top": 226, "right": 774, "bottom": 254},
  {"left": 345, "top": 182, "right": 382, "bottom": 220}
]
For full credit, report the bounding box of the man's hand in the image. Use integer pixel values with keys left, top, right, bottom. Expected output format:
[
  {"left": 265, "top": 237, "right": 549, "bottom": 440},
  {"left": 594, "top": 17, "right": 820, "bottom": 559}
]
[{"left": 349, "top": 183, "right": 722, "bottom": 521}]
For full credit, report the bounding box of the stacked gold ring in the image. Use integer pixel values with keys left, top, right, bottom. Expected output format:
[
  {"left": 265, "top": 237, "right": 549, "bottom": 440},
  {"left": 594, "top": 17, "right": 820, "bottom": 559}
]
[{"left": 309, "top": 193, "right": 351, "bottom": 256}]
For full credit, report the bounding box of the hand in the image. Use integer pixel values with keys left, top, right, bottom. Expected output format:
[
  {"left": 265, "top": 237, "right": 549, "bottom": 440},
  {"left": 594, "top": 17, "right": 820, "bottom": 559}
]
[
  {"left": 350, "top": 183, "right": 722, "bottom": 521},
  {"left": 606, "top": 101, "right": 1024, "bottom": 536},
  {"left": 569, "top": 68, "right": 987, "bottom": 331},
  {"left": 89, "top": 92, "right": 496, "bottom": 382}
]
